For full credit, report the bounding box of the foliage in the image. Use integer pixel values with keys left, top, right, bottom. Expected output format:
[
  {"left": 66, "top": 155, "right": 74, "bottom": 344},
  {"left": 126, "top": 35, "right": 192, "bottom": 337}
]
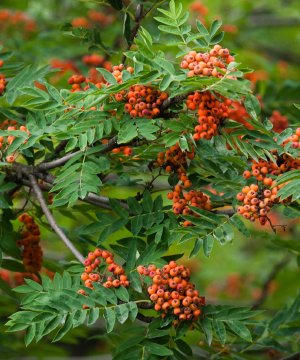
[{"left": 0, "top": 0, "right": 300, "bottom": 359}]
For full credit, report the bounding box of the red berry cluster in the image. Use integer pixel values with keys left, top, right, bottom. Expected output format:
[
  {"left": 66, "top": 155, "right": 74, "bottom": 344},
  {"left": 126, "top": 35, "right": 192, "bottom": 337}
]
[
  {"left": 67, "top": 63, "right": 133, "bottom": 92},
  {"left": 0, "top": 269, "right": 54, "bottom": 287},
  {"left": 71, "top": 10, "right": 114, "bottom": 29},
  {"left": 186, "top": 91, "right": 231, "bottom": 140},
  {"left": 156, "top": 144, "right": 194, "bottom": 176},
  {"left": 17, "top": 213, "right": 43, "bottom": 273},
  {"left": 236, "top": 183, "right": 279, "bottom": 225},
  {"left": 0, "top": 71, "right": 6, "bottom": 96},
  {"left": 270, "top": 110, "right": 289, "bottom": 134},
  {"left": 0, "top": 123, "right": 30, "bottom": 162},
  {"left": 168, "top": 186, "right": 212, "bottom": 225},
  {"left": 243, "top": 128, "right": 300, "bottom": 185},
  {"left": 80, "top": 248, "right": 130, "bottom": 290},
  {"left": 0, "top": 9, "right": 36, "bottom": 33},
  {"left": 180, "top": 45, "right": 235, "bottom": 78},
  {"left": 120, "top": 85, "right": 168, "bottom": 119},
  {"left": 0, "top": 119, "right": 17, "bottom": 130},
  {"left": 237, "top": 128, "right": 300, "bottom": 225},
  {"left": 82, "top": 54, "right": 112, "bottom": 70},
  {"left": 137, "top": 261, "right": 205, "bottom": 324},
  {"left": 282, "top": 128, "right": 300, "bottom": 149},
  {"left": 228, "top": 100, "right": 254, "bottom": 130}
]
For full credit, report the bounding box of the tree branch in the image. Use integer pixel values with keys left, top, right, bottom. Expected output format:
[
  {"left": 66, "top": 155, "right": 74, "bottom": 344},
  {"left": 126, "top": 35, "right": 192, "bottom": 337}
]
[
  {"left": 28, "top": 174, "right": 85, "bottom": 263},
  {"left": 36, "top": 136, "right": 118, "bottom": 172},
  {"left": 136, "top": 313, "right": 153, "bottom": 323},
  {"left": 252, "top": 254, "right": 291, "bottom": 309}
]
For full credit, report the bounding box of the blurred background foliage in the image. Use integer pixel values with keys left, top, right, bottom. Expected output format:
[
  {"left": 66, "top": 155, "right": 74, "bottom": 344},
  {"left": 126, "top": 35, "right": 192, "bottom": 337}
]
[{"left": 0, "top": 0, "right": 299, "bottom": 359}]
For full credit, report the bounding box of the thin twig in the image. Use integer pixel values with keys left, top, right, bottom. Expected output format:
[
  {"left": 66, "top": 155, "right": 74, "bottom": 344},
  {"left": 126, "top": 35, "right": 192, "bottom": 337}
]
[
  {"left": 28, "top": 174, "right": 85, "bottom": 263},
  {"left": 252, "top": 254, "right": 291, "bottom": 309}
]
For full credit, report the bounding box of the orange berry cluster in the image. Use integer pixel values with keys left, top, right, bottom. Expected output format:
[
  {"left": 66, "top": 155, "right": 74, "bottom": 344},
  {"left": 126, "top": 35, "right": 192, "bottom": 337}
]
[
  {"left": 244, "top": 156, "right": 300, "bottom": 185},
  {"left": 67, "top": 63, "right": 133, "bottom": 92},
  {"left": 137, "top": 261, "right": 205, "bottom": 324},
  {"left": 270, "top": 110, "right": 289, "bottom": 134},
  {"left": 0, "top": 72, "right": 6, "bottom": 95},
  {"left": 228, "top": 100, "right": 253, "bottom": 130},
  {"left": 283, "top": 128, "right": 300, "bottom": 149},
  {"left": 186, "top": 91, "right": 231, "bottom": 140},
  {"left": 180, "top": 45, "right": 235, "bottom": 78},
  {"left": 236, "top": 183, "right": 279, "bottom": 225},
  {"left": 168, "top": 186, "right": 212, "bottom": 225},
  {"left": 156, "top": 144, "right": 194, "bottom": 176},
  {"left": 0, "top": 9, "right": 36, "bottom": 33},
  {"left": 237, "top": 128, "right": 300, "bottom": 225},
  {"left": 0, "top": 269, "right": 39, "bottom": 286},
  {"left": 243, "top": 128, "right": 300, "bottom": 184},
  {"left": 17, "top": 213, "right": 43, "bottom": 273},
  {"left": 80, "top": 248, "right": 130, "bottom": 290},
  {"left": 82, "top": 54, "right": 112, "bottom": 70},
  {"left": 0, "top": 123, "right": 30, "bottom": 162},
  {"left": 71, "top": 10, "right": 114, "bottom": 29},
  {"left": 50, "top": 58, "right": 79, "bottom": 74},
  {"left": 121, "top": 85, "right": 168, "bottom": 119}
]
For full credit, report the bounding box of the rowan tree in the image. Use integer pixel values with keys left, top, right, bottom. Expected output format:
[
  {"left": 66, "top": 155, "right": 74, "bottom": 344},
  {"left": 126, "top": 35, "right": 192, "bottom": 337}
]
[{"left": 0, "top": 1, "right": 299, "bottom": 359}]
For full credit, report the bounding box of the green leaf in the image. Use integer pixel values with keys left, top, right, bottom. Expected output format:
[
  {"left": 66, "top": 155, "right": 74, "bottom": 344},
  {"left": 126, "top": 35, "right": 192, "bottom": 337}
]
[
  {"left": 118, "top": 122, "right": 138, "bottom": 144},
  {"left": 200, "top": 317, "right": 213, "bottom": 345},
  {"left": 25, "top": 324, "right": 36, "bottom": 347},
  {"left": 203, "top": 235, "right": 214, "bottom": 257},
  {"left": 213, "top": 319, "right": 226, "bottom": 345},
  {"left": 88, "top": 308, "right": 99, "bottom": 325},
  {"left": 96, "top": 68, "right": 117, "bottom": 85},
  {"left": 116, "top": 303, "right": 129, "bottom": 324},
  {"left": 210, "top": 19, "right": 222, "bottom": 37},
  {"left": 226, "top": 320, "right": 252, "bottom": 342},
  {"left": 230, "top": 214, "right": 250, "bottom": 237},
  {"left": 115, "top": 286, "right": 129, "bottom": 302},
  {"left": 104, "top": 307, "right": 116, "bottom": 333},
  {"left": 175, "top": 339, "right": 192, "bottom": 356},
  {"left": 53, "top": 314, "right": 74, "bottom": 342},
  {"left": 145, "top": 342, "right": 173, "bottom": 356}
]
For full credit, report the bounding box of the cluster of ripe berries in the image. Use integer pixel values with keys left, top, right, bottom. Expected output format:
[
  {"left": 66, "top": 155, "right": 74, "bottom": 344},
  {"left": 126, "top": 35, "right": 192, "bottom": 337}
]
[
  {"left": 17, "top": 213, "right": 43, "bottom": 273},
  {"left": 80, "top": 248, "right": 130, "bottom": 291},
  {"left": 0, "top": 59, "right": 6, "bottom": 96},
  {"left": 180, "top": 45, "right": 235, "bottom": 78},
  {"left": 168, "top": 186, "right": 212, "bottom": 226},
  {"left": 137, "top": 261, "right": 205, "bottom": 324},
  {"left": 71, "top": 10, "right": 114, "bottom": 29},
  {"left": 0, "top": 268, "right": 54, "bottom": 287},
  {"left": 155, "top": 143, "right": 212, "bottom": 223},
  {"left": 237, "top": 128, "right": 300, "bottom": 225},
  {"left": 115, "top": 84, "right": 168, "bottom": 119},
  {"left": 236, "top": 183, "right": 279, "bottom": 225},
  {"left": 100, "top": 139, "right": 133, "bottom": 157},
  {"left": 270, "top": 110, "right": 289, "bottom": 134},
  {"left": 186, "top": 91, "right": 231, "bottom": 140},
  {"left": 156, "top": 144, "right": 194, "bottom": 175},
  {"left": 0, "top": 9, "right": 36, "bottom": 33},
  {"left": 0, "top": 269, "right": 39, "bottom": 286},
  {"left": 0, "top": 122, "right": 30, "bottom": 162},
  {"left": 67, "top": 63, "right": 133, "bottom": 92},
  {"left": 282, "top": 128, "right": 300, "bottom": 149}
]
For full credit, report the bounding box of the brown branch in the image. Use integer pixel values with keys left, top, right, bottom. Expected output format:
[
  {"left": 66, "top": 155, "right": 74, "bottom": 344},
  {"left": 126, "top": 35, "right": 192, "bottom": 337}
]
[
  {"left": 252, "top": 255, "right": 291, "bottom": 309},
  {"left": 136, "top": 313, "right": 153, "bottom": 323},
  {"left": 28, "top": 174, "right": 85, "bottom": 263},
  {"left": 161, "top": 94, "right": 188, "bottom": 112},
  {"left": 213, "top": 208, "right": 235, "bottom": 216},
  {"left": 36, "top": 136, "right": 118, "bottom": 172}
]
